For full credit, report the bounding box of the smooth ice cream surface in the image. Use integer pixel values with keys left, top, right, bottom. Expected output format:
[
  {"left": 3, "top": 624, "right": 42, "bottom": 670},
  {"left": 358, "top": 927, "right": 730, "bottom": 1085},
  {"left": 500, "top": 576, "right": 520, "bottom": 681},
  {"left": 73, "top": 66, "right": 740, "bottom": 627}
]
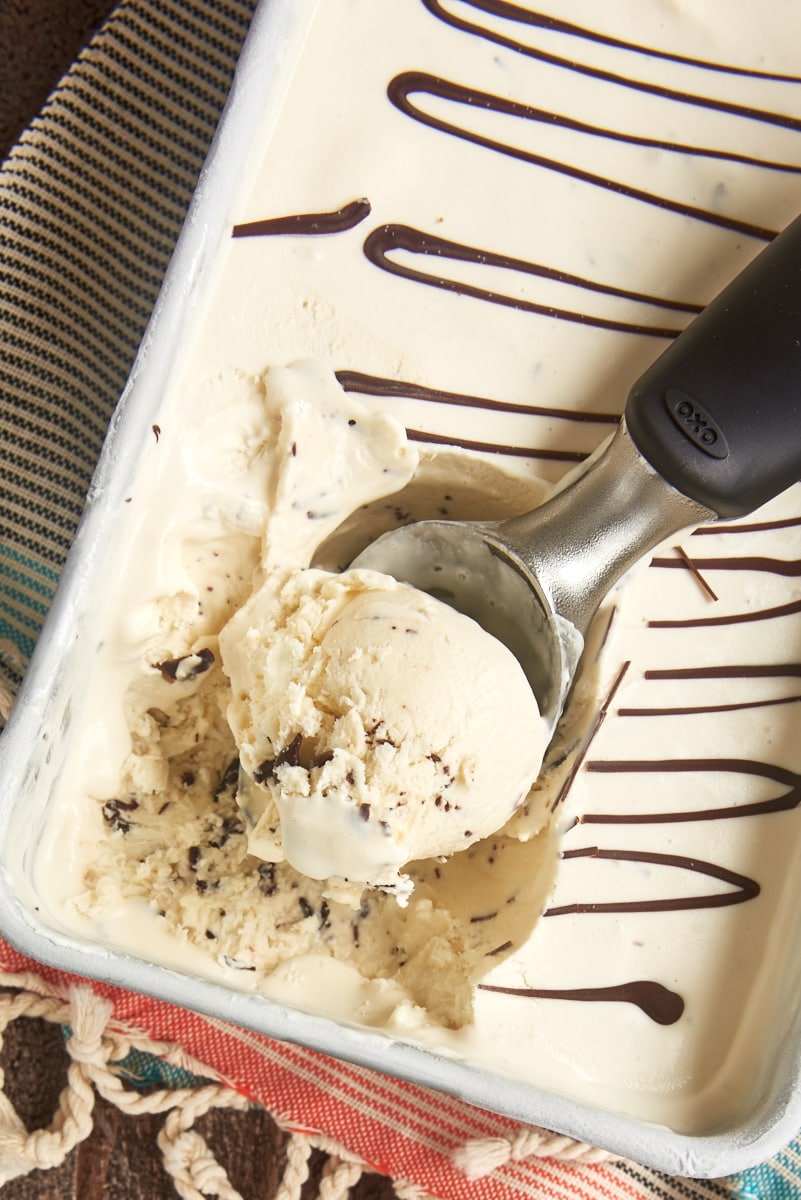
[{"left": 220, "top": 566, "right": 547, "bottom": 898}]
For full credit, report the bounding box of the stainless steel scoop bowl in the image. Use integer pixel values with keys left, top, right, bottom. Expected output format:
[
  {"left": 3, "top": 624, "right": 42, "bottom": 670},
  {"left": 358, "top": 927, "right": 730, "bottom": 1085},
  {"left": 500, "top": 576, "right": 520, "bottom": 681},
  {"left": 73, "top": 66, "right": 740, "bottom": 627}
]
[
  {"left": 352, "top": 424, "right": 710, "bottom": 737},
  {"left": 353, "top": 212, "right": 801, "bottom": 736}
]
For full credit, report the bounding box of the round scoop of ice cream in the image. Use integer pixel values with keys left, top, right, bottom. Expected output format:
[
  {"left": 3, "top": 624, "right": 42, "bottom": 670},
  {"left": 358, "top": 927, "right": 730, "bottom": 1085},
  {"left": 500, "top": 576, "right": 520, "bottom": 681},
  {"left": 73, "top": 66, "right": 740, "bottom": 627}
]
[{"left": 219, "top": 566, "right": 548, "bottom": 900}]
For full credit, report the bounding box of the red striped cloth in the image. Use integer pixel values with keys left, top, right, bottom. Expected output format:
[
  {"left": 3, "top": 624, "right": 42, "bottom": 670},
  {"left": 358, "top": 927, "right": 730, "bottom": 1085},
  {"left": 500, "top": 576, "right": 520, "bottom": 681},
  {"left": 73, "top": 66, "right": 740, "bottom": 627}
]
[{"left": 0, "top": 940, "right": 732, "bottom": 1200}]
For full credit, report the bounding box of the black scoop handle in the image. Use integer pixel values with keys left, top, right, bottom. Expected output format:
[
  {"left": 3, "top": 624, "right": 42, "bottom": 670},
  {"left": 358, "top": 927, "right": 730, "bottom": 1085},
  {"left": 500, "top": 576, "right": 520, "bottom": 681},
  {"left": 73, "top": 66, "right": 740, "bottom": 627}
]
[{"left": 626, "top": 212, "right": 801, "bottom": 519}]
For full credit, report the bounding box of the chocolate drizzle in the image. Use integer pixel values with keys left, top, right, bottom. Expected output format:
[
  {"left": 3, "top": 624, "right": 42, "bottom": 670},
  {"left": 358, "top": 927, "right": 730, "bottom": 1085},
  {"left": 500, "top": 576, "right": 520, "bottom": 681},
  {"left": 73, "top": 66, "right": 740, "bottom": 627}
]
[
  {"left": 425, "top": 0, "right": 801, "bottom": 83},
  {"left": 479, "top": 978, "right": 684, "bottom": 1025},
  {"left": 547, "top": 847, "right": 760, "bottom": 912},
  {"left": 649, "top": 597, "right": 801, "bottom": 629},
  {"left": 694, "top": 513, "right": 801, "bottom": 535},
  {"left": 620, "top": 660, "right": 801, "bottom": 727},
  {"left": 232, "top": 198, "right": 371, "bottom": 238},
  {"left": 387, "top": 72, "right": 791, "bottom": 242},
  {"left": 422, "top": 1, "right": 801, "bottom": 115},
  {"left": 336, "top": 369, "right": 619, "bottom": 423},
  {"left": 619, "top": 695, "right": 801, "bottom": 717},
  {"left": 652, "top": 553, "right": 801, "bottom": 577},
  {"left": 337, "top": 369, "right": 619, "bottom": 462},
  {"left": 404, "top": 427, "right": 586, "bottom": 462},
  {"left": 645, "top": 664, "right": 801, "bottom": 681},
  {"left": 363, "top": 222, "right": 693, "bottom": 336},
  {"left": 582, "top": 758, "right": 801, "bottom": 823}
]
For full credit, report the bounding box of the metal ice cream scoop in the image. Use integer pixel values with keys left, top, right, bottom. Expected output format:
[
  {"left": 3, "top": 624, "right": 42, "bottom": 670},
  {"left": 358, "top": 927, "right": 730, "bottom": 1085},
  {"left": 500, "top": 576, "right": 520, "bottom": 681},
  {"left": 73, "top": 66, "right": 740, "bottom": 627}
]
[{"left": 352, "top": 212, "right": 801, "bottom": 738}]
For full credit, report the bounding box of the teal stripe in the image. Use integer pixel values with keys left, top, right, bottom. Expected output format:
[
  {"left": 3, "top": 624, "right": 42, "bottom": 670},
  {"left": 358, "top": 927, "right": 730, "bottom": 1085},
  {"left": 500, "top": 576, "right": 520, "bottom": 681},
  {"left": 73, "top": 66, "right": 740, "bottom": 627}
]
[
  {"left": 730, "top": 1138, "right": 801, "bottom": 1200},
  {"left": 0, "top": 617, "right": 35, "bottom": 663},
  {"left": 0, "top": 544, "right": 61, "bottom": 661},
  {"left": 62, "top": 1027, "right": 218, "bottom": 1092},
  {"left": 0, "top": 614, "right": 35, "bottom": 662},
  {"left": 0, "top": 543, "right": 61, "bottom": 592}
]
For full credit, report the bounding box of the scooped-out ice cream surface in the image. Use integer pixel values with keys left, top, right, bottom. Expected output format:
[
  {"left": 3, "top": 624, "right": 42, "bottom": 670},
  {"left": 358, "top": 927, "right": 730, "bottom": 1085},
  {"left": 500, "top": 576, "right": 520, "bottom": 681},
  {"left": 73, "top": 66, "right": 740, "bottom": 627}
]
[{"left": 220, "top": 565, "right": 548, "bottom": 901}]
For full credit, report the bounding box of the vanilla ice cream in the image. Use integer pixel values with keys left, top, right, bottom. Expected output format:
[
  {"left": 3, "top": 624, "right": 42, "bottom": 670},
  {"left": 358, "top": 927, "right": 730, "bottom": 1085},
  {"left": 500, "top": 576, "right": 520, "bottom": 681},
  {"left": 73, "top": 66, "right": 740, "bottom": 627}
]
[
  {"left": 221, "top": 565, "right": 547, "bottom": 899},
  {"left": 20, "top": 0, "right": 801, "bottom": 1147}
]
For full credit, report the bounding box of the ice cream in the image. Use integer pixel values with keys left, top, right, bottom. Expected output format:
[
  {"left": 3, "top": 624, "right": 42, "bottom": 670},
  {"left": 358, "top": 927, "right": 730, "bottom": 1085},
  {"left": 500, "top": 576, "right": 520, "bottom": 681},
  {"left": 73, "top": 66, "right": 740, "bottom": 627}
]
[
  {"left": 22, "top": 0, "right": 801, "bottom": 1144},
  {"left": 221, "top": 563, "right": 547, "bottom": 900}
]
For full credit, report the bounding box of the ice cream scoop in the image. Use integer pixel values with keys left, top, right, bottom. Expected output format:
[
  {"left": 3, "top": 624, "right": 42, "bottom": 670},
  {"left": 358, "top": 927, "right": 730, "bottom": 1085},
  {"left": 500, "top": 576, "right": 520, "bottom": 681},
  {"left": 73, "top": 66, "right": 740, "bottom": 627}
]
[{"left": 353, "top": 212, "right": 801, "bottom": 737}]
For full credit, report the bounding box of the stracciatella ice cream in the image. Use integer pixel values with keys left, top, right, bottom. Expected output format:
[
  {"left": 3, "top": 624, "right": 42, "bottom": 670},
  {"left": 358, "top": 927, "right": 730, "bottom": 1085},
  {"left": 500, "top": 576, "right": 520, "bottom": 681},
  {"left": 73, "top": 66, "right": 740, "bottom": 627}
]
[
  {"left": 221, "top": 563, "right": 547, "bottom": 901},
  {"left": 31, "top": 0, "right": 801, "bottom": 1136}
]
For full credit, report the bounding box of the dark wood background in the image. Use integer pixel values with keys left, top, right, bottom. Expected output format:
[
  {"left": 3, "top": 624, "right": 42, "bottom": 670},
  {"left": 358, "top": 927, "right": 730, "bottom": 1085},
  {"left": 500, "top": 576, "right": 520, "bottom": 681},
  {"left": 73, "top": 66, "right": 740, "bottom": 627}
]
[{"left": 0, "top": 5, "right": 395, "bottom": 1196}]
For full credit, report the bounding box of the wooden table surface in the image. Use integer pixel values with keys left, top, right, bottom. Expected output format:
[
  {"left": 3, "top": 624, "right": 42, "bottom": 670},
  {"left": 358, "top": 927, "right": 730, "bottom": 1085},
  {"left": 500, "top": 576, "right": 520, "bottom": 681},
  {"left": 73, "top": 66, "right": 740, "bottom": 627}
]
[{"left": 0, "top": 6, "right": 396, "bottom": 1196}]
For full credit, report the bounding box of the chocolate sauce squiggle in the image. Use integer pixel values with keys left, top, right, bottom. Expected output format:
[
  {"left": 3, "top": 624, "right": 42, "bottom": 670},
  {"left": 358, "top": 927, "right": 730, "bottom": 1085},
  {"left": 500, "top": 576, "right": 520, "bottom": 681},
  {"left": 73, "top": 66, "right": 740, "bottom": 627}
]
[
  {"left": 231, "top": 198, "right": 371, "bottom": 238},
  {"left": 479, "top": 978, "right": 684, "bottom": 1025},
  {"left": 363, "top": 223, "right": 687, "bottom": 336},
  {"left": 405, "top": 427, "right": 585, "bottom": 462},
  {"left": 431, "top": 0, "right": 801, "bottom": 83},
  {"left": 546, "top": 847, "right": 760, "bottom": 913},
  {"left": 583, "top": 758, "right": 801, "bottom": 823},
  {"left": 623, "top": 662, "right": 801, "bottom": 705},
  {"left": 648, "top": 598, "right": 801, "bottom": 628},
  {"left": 620, "top": 696, "right": 801, "bottom": 717},
  {"left": 392, "top": 71, "right": 801, "bottom": 174},
  {"left": 337, "top": 369, "right": 617, "bottom": 461},
  {"left": 651, "top": 554, "right": 801, "bottom": 576},
  {"left": 621, "top": 664, "right": 801, "bottom": 715},
  {"left": 389, "top": 75, "right": 779, "bottom": 243},
  {"left": 336, "top": 370, "right": 619, "bottom": 424},
  {"left": 693, "top": 513, "right": 801, "bottom": 535},
  {"left": 422, "top": 0, "right": 801, "bottom": 129},
  {"left": 645, "top": 664, "right": 801, "bottom": 680}
]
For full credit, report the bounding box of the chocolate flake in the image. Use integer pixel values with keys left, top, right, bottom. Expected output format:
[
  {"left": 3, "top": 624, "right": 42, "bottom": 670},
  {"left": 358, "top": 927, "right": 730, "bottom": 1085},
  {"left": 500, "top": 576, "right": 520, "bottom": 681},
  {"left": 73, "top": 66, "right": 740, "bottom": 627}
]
[
  {"left": 257, "top": 863, "right": 277, "bottom": 897},
  {"left": 215, "top": 758, "right": 240, "bottom": 799},
  {"left": 255, "top": 733, "right": 303, "bottom": 783},
  {"left": 674, "top": 544, "right": 720, "bottom": 602},
  {"left": 208, "top": 815, "right": 245, "bottom": 849},
  {"left": 102, "top": 798, "right": 139, "bottom": 833},
  {"left": 157, "top": 647, "right": 215, "bottom": 683},
  {"left": 486, "top": 940, "right": 513, "bottom": 957},
  {"left": 196, "top": 878, "right": 219, "bottom": 894},
  {"left": 220, "top": 955, "right": 256, "bottom": 972}
]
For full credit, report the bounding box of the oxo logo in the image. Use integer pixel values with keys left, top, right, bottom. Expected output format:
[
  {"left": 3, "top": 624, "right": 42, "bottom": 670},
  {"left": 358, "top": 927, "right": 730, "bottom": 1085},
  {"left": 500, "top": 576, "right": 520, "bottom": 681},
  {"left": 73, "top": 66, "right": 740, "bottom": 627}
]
[{"left": 664, "top": 389, "right": 729, "bottom": 460}]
